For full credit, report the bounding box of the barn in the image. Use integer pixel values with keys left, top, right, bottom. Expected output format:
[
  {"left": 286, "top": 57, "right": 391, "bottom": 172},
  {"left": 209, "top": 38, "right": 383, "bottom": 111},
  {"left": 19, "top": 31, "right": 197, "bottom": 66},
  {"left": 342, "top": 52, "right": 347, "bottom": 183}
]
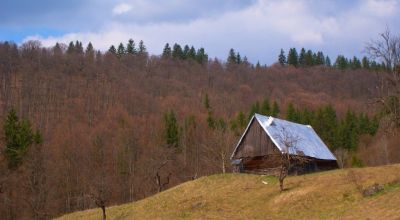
[{"left": 231, "top": 113, "right": 338, "bottom": 175}]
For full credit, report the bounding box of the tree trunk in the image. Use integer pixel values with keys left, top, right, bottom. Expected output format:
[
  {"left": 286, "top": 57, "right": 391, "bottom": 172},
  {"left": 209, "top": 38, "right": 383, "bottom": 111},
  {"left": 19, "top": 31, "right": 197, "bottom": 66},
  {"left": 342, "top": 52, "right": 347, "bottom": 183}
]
[{"left": 101, "top": 205, "right": 106, "bottom": 220}]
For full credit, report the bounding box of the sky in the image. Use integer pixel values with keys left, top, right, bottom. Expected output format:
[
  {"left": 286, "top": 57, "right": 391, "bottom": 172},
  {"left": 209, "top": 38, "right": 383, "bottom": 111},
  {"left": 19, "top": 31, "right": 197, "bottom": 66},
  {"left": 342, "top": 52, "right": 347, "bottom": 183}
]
[{"left": 1, "top": 0, "right": 399, "bottom": 64}]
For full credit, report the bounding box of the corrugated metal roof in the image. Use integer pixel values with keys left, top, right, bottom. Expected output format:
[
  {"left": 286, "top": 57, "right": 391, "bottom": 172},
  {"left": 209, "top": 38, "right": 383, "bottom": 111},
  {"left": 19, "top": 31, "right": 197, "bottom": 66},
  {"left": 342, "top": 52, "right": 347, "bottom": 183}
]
[{"left": 231, "top": 113, "right": 337, "bottom": 161}]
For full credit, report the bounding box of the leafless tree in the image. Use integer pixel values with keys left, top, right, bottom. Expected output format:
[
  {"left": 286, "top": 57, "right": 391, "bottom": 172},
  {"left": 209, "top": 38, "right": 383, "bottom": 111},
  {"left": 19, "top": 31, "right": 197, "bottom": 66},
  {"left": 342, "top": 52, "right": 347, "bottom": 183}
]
[
  {"left": 23, "top": 142, "right": 48, "bottom": 220},
  {"left": 334, "top": 148, "right": 349, "bottom": 168},
  {"left": 153, "top": 157, "right": 173, "bottom": 193},
  {"left": 366, "top": 28, "right": 400, "bottom": 129},
  {"left": 365, "top": 27, "right": 400, "bottom": 73},
  {"left": 275, "top": 127, "right": 310, "bottom": 192},
  {"left": 87, "top": 135, "right": 111, "bottom": 220}
]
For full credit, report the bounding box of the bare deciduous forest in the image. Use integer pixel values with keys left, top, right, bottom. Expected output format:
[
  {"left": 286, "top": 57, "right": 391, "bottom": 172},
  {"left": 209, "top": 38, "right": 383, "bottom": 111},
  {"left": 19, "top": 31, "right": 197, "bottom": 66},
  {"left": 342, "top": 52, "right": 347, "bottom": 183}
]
[{"left": 0, "top": 40, "right": 398, "bottom": 219}]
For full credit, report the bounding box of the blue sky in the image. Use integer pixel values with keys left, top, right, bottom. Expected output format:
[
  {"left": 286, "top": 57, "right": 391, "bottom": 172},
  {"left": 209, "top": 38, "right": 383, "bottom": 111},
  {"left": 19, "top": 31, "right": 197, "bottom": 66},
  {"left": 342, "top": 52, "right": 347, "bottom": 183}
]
[{"left": 1, "top": 0, "right": 399, "bottom": 64}]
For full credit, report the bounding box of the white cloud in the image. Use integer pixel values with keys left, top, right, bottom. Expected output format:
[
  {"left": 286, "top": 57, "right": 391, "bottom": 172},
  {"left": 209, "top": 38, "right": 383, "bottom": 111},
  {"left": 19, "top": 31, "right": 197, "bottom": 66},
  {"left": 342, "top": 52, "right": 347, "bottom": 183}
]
[
  {"left": 112, "top": 3, "right": 132, "bottom": 15},
  {"left": 24, "top": 0, "right": 400, "bottom": 64},
  {"left": 363, "top": 0, "right": 398, "bottom": 17}
]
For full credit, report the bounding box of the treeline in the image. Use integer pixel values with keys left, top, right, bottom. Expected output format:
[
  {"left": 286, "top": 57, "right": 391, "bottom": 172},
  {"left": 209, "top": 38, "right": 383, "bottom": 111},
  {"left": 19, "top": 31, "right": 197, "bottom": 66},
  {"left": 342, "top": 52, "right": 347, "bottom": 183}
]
[
  {"left": 278, "top": 47, "right": 388, "bottom": 71},
  {"left": 108, "top": 39, "right": 148, "bottom": 57},
  {"left": 162, "top": 43, "right": 209, "bottom": 64}
]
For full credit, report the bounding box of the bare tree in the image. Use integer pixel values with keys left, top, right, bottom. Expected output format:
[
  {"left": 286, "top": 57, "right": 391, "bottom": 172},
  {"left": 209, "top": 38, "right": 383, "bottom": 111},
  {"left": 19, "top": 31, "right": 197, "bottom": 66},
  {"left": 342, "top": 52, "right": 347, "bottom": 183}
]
[
  {"left": 365, "top": 27, "right": 400, "bottom": 73},
  {"left": 334, "top": 148, "right": 349, "bottom": 169},
  {"left": 275, "top": 128, "right": 310, "bottom": 192},
  {"left": 154, "top": 159, "right": 172, "bottom": 193},
  {"left": 87, "top": 135, "right": 111, "bottom": 220},
  {"left": 24, "top": 142, "right": 48, "bottom": 219},
  {"left": 366, "top": 28, "right": 400, "bottom": 129}
]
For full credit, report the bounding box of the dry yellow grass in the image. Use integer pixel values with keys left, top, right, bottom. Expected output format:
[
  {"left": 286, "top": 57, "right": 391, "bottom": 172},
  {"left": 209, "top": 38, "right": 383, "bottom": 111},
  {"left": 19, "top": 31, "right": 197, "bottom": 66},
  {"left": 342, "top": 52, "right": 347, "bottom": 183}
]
[{"left": 56, "top": 164, "right": 400, "bottom": 220}]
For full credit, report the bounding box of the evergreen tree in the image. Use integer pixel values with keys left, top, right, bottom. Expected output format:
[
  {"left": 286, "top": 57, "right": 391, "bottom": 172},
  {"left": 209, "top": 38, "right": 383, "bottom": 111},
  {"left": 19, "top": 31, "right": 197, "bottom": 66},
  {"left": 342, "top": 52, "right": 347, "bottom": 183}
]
[
  {"left": 188, "top": 46, "right": 196, "bottom": 60},
  {"left": 236, "top": 53, "right": 242, "bottom": 64},
  {"left": 256, "top": 61, "right": 261, "bottom": 70},
  {"left": 227, "top": 48, "right": 237, "bottom": 65},
  {"left": 334, "top": 55, "right": 348, "bottom": 70},
  {"left": 108, "top": 45, "right": 117, "bottom": 54},
  {"left": 316, "top": 51, "right": 325, "bottom": 65},
  {"left": 85, "top": 42, "right": 94, "bottom": 54},
  {"left": 75, "top": 41, "right": 84, "bottom": 54},
  {"left": 182, "top": 45, "right": 190, "bottom": 59},
  {"left": 248, "top": 101, "right": 260, "bottom": 120},
  {"left": 162, "top": 43, "right": 172, "bottom": 58},
  {"left": 278, "top": 49, "right": 286, "bottom": 66},
  {"left": 4, "top": 108, "right": 42, "bottom": 169},
  {"left": 237, "top": 111, "right": 247, "bottom": 129},
  {"left": 287, "top": 48, "right": 299, "bottom": 67},
  {"left": 286, "top": 103, "right": 298, "bottom": 122},
  {"left": 164, "top": 110, "right": 179, "bottom": 148},
  {"left": 172, "top": 43, "right": 183, "bottom": 59},
  {"left": 351, "top": 56, "right": 362, "bottom": 69},
  {"left": 325, "top": 56, "right": 331, "bottom": 67},
  {"left": 305, "top": 50, "right": 313, "bottom": 66},
  {"left": 196, "top": 48, "right": 208, "bottom": 64},
  {"left": 362, "top": 56, "right": 370, "bottom": 69},
  {"left": 126, "top": 39, "right": 137, "bottom": 55},
  {"left": 138, "top": 40, "right": 147, "bottom": 55},
  {"left": 271, "top": 101, "right": 280, "bottom": 117},
  {"left": 67, "top": 41, "right": 75, "bottom": 54},
  {"left": 260, "top": 98, "right": 271, "bottom": 115},
  {"left": 299, "top": 48, "right": 306, "bottom": 66},
  {"left": 117, "top": 43, "right": 126, "bottom": 57}
]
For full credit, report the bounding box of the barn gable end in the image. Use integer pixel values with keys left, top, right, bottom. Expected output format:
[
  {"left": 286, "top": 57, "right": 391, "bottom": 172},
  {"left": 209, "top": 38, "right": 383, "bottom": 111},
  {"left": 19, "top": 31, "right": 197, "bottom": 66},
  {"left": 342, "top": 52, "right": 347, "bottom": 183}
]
[{"left": 231, "top": 114, "right": 338, "bottom": 174}]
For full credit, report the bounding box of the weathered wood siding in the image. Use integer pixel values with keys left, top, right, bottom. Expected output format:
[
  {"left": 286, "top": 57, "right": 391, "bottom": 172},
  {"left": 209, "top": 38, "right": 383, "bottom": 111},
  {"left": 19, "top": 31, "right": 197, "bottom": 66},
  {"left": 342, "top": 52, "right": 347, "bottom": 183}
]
[{"left": 234, "top": 119, "right": 280, "bottom": 159}]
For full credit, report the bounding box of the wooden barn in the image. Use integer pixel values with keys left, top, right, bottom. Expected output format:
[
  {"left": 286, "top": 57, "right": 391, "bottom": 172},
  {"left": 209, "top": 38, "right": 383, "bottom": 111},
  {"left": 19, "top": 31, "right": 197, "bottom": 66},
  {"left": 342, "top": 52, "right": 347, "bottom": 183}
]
[{"left": 231, "top": 114, "right": 338, "bottom": 175}]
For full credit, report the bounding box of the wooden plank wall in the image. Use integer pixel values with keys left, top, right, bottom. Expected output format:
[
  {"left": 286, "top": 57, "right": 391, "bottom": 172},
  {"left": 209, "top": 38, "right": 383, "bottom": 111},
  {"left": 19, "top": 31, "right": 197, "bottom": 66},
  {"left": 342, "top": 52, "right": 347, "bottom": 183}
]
[{"left": 234, "top": 120, "right": 279, "bottom": 158}]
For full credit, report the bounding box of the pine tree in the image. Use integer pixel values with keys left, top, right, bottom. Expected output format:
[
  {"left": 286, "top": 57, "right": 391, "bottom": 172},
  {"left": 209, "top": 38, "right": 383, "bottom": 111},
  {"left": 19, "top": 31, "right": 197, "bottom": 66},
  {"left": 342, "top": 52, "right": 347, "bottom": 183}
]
[
  {"left": 271, "top": 101, "right": 280, "bottom": 117},
  {"left": 287, "top": 48, "right": 299, "bottom": 67},
  {"left": 67, "top": 41, "right": 75, "bottom": 54},
  {"left": 248, "top": 101, "right": 260, "bottom": 120},
  {"left": 278, "top": 49, "right": 286, "bottom": 66},
  {"left": 260, "top": 98, "right": 271, "bottom": 115},
  {"left": 196, "top": 48, "right": 208, "bottom": 64},
  {"left": 325, "top": 56, "right": 331, "bottom": 67},
  {"left": 108, "top": 45, "right": 117, "bottom": 54},
  {"left": 286, "top": 103, "right": 298, "bottom": 122},
  {"left": 75, "top": 41, "right": 84, "bottom": 54},
  {"left": 299, "top": 48, "right": 306, "bottom": 66},
  {"left": 4, "top": 108, "right": 41, "bottom": 169},
  {"left": 237, "top": 111, "right": 247, "bottom": 129},
  {"left": 316, "top": 51, "right": 325, "bottom": 65},
  {"left": 188, "top": 46, "right": 196, "bottom": 60},
  {"left": 117, "top": 43, "right": 126, "bottom": 57},
  {"left": 164, "top": 110, "right": 179, "bottom": 148},
  {"left": 256, "top": 61, "right": 261, "bottom": 70},
  {"left": 352, "top": 56, "right": 362, "bottom": 69},
  {"left": 126, "top": 39, "right": 137, "bottom": 55},
  {"left": 162, "top": 43, "right": 172, "bottom": 58},
  {"left": 236, "top": 53, "right": 242, "bottom": 64},
  {"left": 172, "top": 43, "right": 183, "bottom": 59},
  {"left": 227, "top": 48, "right": 237, "bottom": 65},
  {"left": 305, "top": 50, "right": 313, "bottom": 66},
  {"left": 362, "top": 56, "right": 370, "bottom": 69},
  {"left": 334, "top": 55, "right": 348, "bottom": 70},
  {"left": 182, "top": 45, "right": 190, "bottom": 59},
  {"left": 138, "top": 40, "right": 147, "bottom": 55}
]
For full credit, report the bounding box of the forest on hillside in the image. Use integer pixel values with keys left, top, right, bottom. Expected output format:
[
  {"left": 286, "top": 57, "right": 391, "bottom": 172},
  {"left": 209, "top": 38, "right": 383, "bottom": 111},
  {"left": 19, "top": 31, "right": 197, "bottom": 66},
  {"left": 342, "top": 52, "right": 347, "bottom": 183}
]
[{"left": 0, "top": 39, "right": 399, "bottom": 219}]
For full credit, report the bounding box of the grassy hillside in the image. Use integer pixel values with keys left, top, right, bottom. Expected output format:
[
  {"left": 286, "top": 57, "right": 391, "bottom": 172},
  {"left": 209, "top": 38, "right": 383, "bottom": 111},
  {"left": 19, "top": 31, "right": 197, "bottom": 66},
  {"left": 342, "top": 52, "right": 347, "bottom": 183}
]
[{"left": 57, "top": 164, "right": 400, "bottom": 220}]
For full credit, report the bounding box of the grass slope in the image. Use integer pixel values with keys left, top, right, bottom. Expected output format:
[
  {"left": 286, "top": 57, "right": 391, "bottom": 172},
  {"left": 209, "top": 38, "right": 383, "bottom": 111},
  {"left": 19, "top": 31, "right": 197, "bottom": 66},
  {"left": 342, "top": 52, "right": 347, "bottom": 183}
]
[{"left": 57, "top": 164, "right": 400, "bottom": 220}]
